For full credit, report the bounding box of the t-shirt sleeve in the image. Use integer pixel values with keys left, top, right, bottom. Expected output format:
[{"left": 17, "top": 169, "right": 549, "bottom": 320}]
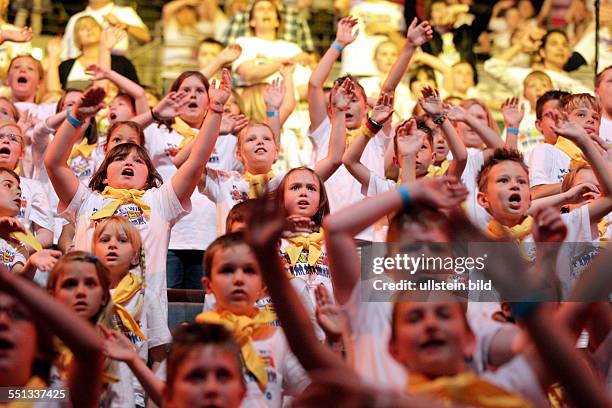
[
  {"left": 150, "top": 182, "right": 190, "bottom": 225},
  {"left": 115, "top": 6, "right": 147, "bottom": 28},
  {"left": 528, "top": 145, "right": 556, "bottom": 187},
  {"left": 307, "top": 117, "right": 331, "bottom": 163},
  {"left": 27, "top": 181, "right": 54, "bottom": 231},
  {"left": 58, "top": 182, "right": 92, "bottom": 223},
  {"left": 366, "top": 172, "right": 394, "bottom": 197},
  {"left": 482, "top": 356, "right": 548, "bottom": 408},
  {"left": 199, "top": 168, "right": 223, "bottom": 202}
]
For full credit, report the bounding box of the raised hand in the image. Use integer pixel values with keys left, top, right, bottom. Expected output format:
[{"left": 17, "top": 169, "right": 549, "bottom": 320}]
[
  {"left": 218, "top": 44, "right": 242, "bottom": 65},
  {"left": 335, "top": 16, "right": 359, "bottom": 47},
  {"left": 153, "top": 91, "right": 190, "bottom": 120},
  {"left": 563, "top": 182, "right": 600, "bottom": 205},
  {"left": 17, "top": 109, "right": 39, "bottom": 134},
  {"left": 532, "top": 206, "right": 568, "bottom": 243},
  {"left": 547, "top": 111, "right": 588, "bottom": 144},
  {"left": 407, "top": 175, "right": 469, "bottom": 209},
  {"left": 447, "top": 104, "right": 469, "bottom": 122},
  {"left": 0, "top": 27, "right": 33, "bottom": 44},
  {"left": 98, "top": 324, "right": 138, "bottom": 363},
  {"left": 46, "top": 36, "right": 62, "bottom": 59},
  {"left": 315, "top": 285, "right": 343, "bottom": 342},
  {"left": 208, "top": 68, "right": 233, "bottom": 110},
  {"left": 219, "top": 113, "right": 248, "bottom": 135},
  {"left": 396, "top": 120, "right": 425, "bottom": 158},
  {"left": 243, "top": 195, "right": 287, "bottom": 250},
  {"left": 85, "top": 64, "right": 108, "bottom": 81},
  {"left": 419, "top": 86, "right": 443, "bottom": 116},
  {"left": 282, "top": 215, "right": 315, "bottom": 238},
  {"left": 406, "top": 18, "right": 433, "bottom": 47},
  {"left": 28, "top": 249, "right": 62, "bottom": 272},
  {"left": 501, "top": 97, "right": 525, "bottom": 129},
  {"left": 100, "top": 26, "right": 126, "bottom": 49},
  {"left": 263, "top": 78, "right": 286, "bottom": 112},
  {"left": 73, "top": 87, "right": 106, "bottom": 122},
  {"left": 370, "top": 92, "right": 394, "bottom": 124},
  {"left": 330, "top": 78, "right": 353, "bottom": 113}
]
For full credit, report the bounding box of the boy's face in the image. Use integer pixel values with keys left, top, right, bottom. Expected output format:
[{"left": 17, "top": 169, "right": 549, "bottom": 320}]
[
  {"left": 477, "top": 161, "right": 531, "bottom": 226},
  {"left": 389, "top": 301, "right": 474, "bottom": 378},
  {"left": 432, "top": 129, "right": 449, "bottom": 164},
  {"left": 108, "top": 95, "right": 135, "bottom": 124},
  {"left": 567, "top": 107, "right": 601, "bottom": 138},
  {"left": 7, "top": 57, "right": 40, "bottom": 101},
  {"left": 414, "top": 132, "right": 434, "bottom": 178},
  {"left": 283, "top": 169, "right": 321, "bottom": 219},
  {"left": 0, "top": 125, "right": 23, "bottom": 171},
  {"left": 249, "top": 0, "right": 279, "bottom": 32},
  {"left": 374, "top": 42, "right": 398, "bottom": 74},
  {"left": 198, "top": 43, "right": 223, "bottom": 69},
  {"left": 535, "top": 99, "right": 561, "bottom": 144},
  {"left": 203, "top": 243, "right": 263, "bottom": 315},
  {"left": 237, "top": 125, "right": 278, "bottom": 173},
  {"left": 523, "top": 77, "right": 552, "bottom": 110},
  {"left": 0, "top": 172, "right": 21, "bottom": 216},
  {"left": 596, "top": 69, "right": 612, "bottom": 117},
  {"left": 344, "top": 91, "right": 367, "bottom": 130},
  {"left": 451, "top": 63, "right": 474, "bottom": 93},
  {"left": 165, "top": 345, "right": 245, "bottom": 408}
]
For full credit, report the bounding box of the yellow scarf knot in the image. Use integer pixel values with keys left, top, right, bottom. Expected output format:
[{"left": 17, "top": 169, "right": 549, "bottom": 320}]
[
  {"left": 486, "top": 216, "right": 533, "bottom": 242},
  {"left": 427, "top": 159, "right": 450, "bottom": 177},
  {"left": 91, "top": 187, "right": 150, "bottom": 221},
  {"left": 407, "top": 372, "right": 533, "bottom": 408},
  {"left": 284, "top": 229, "right": 324, "bottom": 267},
  {"left": 244, "top": 171, "right": 275, "bottom": 199},
  {"left": 67, "top": 138, "right": 96, "bottom": 164},
  {"left": 555, "top": 136, "right": 585, "bottom": 165},
  {"left": 112, "top": 272, "right": 146, "bottom": 340},
  {"left": 11, "top": 229, "right": 42, "bottom": 252},
  {"left": 598, "top": 218, "right": 609, "bottom": 243},
  {"left": 196, "top": 309, "right": 277, "bottom": 391},
  {"left": 172, "top": 117, "right": 199, "bottom": 149}
]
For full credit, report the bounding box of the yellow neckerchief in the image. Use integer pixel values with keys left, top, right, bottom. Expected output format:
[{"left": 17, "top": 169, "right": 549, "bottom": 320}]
[
  {"left": 244, "top": 171, "right": 275, "bottom": 199},
  {"left": 196, "top": 309, "right": 277, "bottom": 391},
  {"left": 486, "top": 216, "right": 533, "bottom": 242},
  {"left": 555, "top": 136, "right": 585, "bottom": 165},
  {"left": 427, "top": 159, "right": 450, "bottom": 177},
  {"left": 407, "top": 372, "right": 533, "bottom": 408},
  {"left": 283, "top": 229, "right": 324, "bottom": 267},
  {"left": 346, "top": 129, "right": 358, "bottom": 146},
  {"left": 172, "top": 117, "right": 199, "bottom": 149},
  {"left": 67, "top": 138, "right": 96, "bottom": 164},
  {"left": 91, "top": 187, "right": 150, "bottom": 221},
  {"left": 5, "top": 376, "right": 47, "bottom": 408},
  {"left": 112, "top": 272, "right": 146, "bottom": 340},
  {"left": 597, "top": 218, "right": 609, "bottom": 242},
  {"left": 10, "top": 229, "right": 42, "bottom": 252}
]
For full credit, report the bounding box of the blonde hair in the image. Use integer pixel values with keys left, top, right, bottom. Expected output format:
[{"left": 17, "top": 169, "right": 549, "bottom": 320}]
[
  {"left": 236, "top": 121, "right": 277, "bottom": 150},
  {"left": 239, "top": 84, "right": 268, "bottom": 122},
  {"left": 562, "top": 93, "right": 602, "bottom": 116},
  {"left": 74, "top": 16, "right": 101, "bottom": 50}
]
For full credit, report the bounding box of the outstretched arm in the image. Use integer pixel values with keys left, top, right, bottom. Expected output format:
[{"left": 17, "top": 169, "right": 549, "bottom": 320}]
[
  {"left": 200, "top": 44, "right": 242, "bottom": 79},
  {"left": 308, "top": 16, "right": 358, "bottom": 132},
  {"left": 171, "top": 69, "right": 231, "bottom": 206},
  {"left": 44, "top": 88, "right": 106, "bottom": 208},
  {"left": 501, "top": 97, "right": 524, "bottom": 151},
  {"left": 448, "top": 104, "right": 503, "bottom": 151},
  {"left": 0, "top": 267, "right": 104, "bottom": 408},
  {"left": 86, "top": 64, "right": 148, "bottom": 115}
]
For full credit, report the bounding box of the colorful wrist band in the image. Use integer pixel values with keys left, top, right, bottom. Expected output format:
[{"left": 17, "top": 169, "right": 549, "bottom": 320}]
[
  {"left": 331, "top": 41, "right": 343, "bottom": 53},
  {"left": 433, "top": 112, "right": 446, "bottom": 125},
  {"left": 266, "top": 111, "right": 277, "bottom": 117},
  {"left": 365, "top": 121, "right": 379, "bottom": 136},
  {"left": 360, "top": 124, "right": 375, "bottom": 139},
  {"left": 398, "top": 184, "right": 412, "bottom": 209},
  {"left": 507, "top": 127, "right": 519, "bottom": 135},
  {"left": 66, "top": 108, "right": 83, "bottom": 128}
]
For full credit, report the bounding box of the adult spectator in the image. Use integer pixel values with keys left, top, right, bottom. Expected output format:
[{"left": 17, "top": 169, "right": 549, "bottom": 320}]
[
  {"left": 60, "top": 0, "right": 151, "bottom": 61},
  {"left": 223, "top": 0, "right": 314, "bottom": 53}
]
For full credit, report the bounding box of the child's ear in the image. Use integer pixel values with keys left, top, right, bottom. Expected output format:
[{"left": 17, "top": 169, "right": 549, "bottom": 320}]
[
  {"left": 476, "top": 191, "right": 490, "bottom": 210},
  {"left": 202, "top": 276, "right": 213, "bottom": 294},
  {"left": 388, "top": 339, "right": 402, "bottom": 364},
  {"left": 392, "top": 155, "right": 399, "bottom": 168},
  {"left": 461, "top": 329, "right": 477, "bottom": 361},
  {"left": 235, "top": 147, "right": 244, "bottom": 163},
  {"left": 130, "top": 252, "right": 139, "bottom": 268},
  {"left": 535, "top": 119, "right": 542, "bottom": 133}
]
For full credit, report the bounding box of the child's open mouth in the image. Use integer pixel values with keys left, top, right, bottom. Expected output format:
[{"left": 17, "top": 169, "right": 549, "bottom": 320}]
[
  {"left": 121, "top": 168, "right": 134, "bottom": 177},
  {"left": 109, "top": 112, "right": 117, "bottom": 121},
  {"left": 188, "top": 102, "right": 198, "bottom": 109},
  {"left": 0, "top": 147, "right": 11, "bottom": 156},
  {"left": 419, "top": 338, "right": 447, "bottom": 351},
  {"left": 0, "top": 337, "right": 15, "bottom": 351},
  {"left": 297, "top": 199, "right": 309, "bottom": 208},
  {"left": 254, "top": 147, "right": 267, "bottom": 154},
  {"left": 508, "top": 193, "right": 522, "bottom": 209},
  {"left": 106, "top": 251, "right": 118, "bottom": 261},
  {"left": 16, "top": 76, "right": 28, "bottom": 84}
]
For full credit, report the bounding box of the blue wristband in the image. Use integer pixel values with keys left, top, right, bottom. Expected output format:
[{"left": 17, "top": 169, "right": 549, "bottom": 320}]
[
  {"left": 510, "top": 301, "right": 540, "bottom": 320},
  {"left": 398, "top": 184, "right": 412, "bottom": 210},
  {"left": 331, "top": 41, "right": 343, "bottom": 53},
  {"left": 66, "top": 108, "right": 83, "bottom": 128},
  {"left": 266, "top": 111, "right": 277, "bottom": 117},
  {"left": 507, "top": 127, "right": 519, "bottom": 135}
]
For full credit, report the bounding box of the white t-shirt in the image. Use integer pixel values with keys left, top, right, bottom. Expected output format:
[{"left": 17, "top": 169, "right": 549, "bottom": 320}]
[
  {"left": 201, "top": 169, "right": 284, "bottom": 236},
  {"left": 60, "top": 2, "right": 147, "bottom": 61},
  {"left": 232, "top": 36, "right": 311, "bottom": 89},
  {"left": 528, "top": 143, "right": 571, "bottom": 187},
  {"left": 145, "top": 125, "right": 241, "bottom": 250},
  {"left": 599, "top": 116, "right": 612, "bottom": 145},
  {"left": 109, "top": 271, "right": 171, "bottom": 407},
  {"left": 243, "top": 329, "right": 310, "bottom": 408},
  {"left": 18, "top": 177, "right": 54, "bottom": 233},
  {"left": 0, "top": 237, "right": 27, "bottom": 271},
  {"left": 461, "top": 148, "right": 492, "bottom": 230},
  {"left": 359, "top": 76, "right": 414, "bottom": 122},
  {"left": 60, "top": 182, "right": 189, "bottom": 317},
  {"left": 308, "top": 116, "right": 390, "bottom": 240}
]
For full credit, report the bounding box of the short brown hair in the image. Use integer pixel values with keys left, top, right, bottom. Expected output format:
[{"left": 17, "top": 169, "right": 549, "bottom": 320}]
[
  {"left": 203, "top": 232, "right": 251, "bottom": 279},
  {"left": 105, "top": 121, "right": 145, "bottom": 150},
  {"left": 0, "top": 167, "right": 21, "bottom": 185},
  {"left": 595, "top": 65, "right": 612, "bottom": 89},
  {"left": 476, "top": 148, "right": 529, "bottom": 193},
  {"left": 562, "top": 93, "right": 601, "bottom": 116},
  {"left": 236, "top": 121, "right": 277, "bottom": 150}
]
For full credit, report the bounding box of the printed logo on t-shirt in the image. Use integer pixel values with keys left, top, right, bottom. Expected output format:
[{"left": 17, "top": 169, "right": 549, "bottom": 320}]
[
  {"left": 115, "top": 204, "right": 147, "bottom": 226},
  {"left": 230, "top": 185, "right": 248, "bottom": 203},
  {"left": 557, "top": 167, "right": 570, "bottom": 183},
  {"left": 17, "top": 196, "right": 27, "bottom": 219},
  {"left": 209, "top": 149, "right": 220, "bottom": 164},
  {"left": 0, "top": 246, "right": 18, "bottom": 268},
  {"left": 70, "top": 156, "right": 93, "bottom": 179},
  {"left": 164, "top": 143, "right": 179, "bottom": 158},
  {"left": 281, "top": 250, "right": 330, "bottom": 280}
]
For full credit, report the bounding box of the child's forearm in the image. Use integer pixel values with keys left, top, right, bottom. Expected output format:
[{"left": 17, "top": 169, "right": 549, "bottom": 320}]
[
  {"left": 236, "top": 61, "right": 280, "bottom": 84},
  {"left": 105, "top": 70, "right": 148, "bottom": 115},
  {"left": 172, "top": 139, "right": 194, "bottom": 169},
  {"left": 467, "top": 115, "right": 503, "bottom": 148},
  {"left": 341, "top": 132, "right": 371, "bottom": 188},
  {"left": 265, "top": 108, "right": 282, "bottom": 146},
  {"left": 279, "top": 74, "right": 296, "bottom": 125},
  {"left": 126, "top": 352, "right": 164, "bottom": 406},
  {"left": 315, "top": 111, "right": 346, "bottom": 181},
  {"left": 399, "top": 154, "right": 417, "bottom": 181},
  {"left": 381, "top": 44, "right": 416, "bottom": 94},
  {"left": 308, "top": 44, "right": 341, "bottom": 129},
  {"left": 580, "top": 139, "right": 612, "bottom": 196},
  {"left": 44, "top": 118, "right": 84, "bottom": 167},
  {"left": 440, "top": 118, "right": 467, "bottom": 178}
]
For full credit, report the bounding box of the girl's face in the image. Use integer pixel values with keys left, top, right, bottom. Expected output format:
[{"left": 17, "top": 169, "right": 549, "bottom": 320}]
[
  {"left": 0, "top": 293, "right": 38, "bottom": 388},
  {"left": 237, "top": 125, "right": 278, "bottom": 172},
  {"left": 106, "top": 125, "right": 141, "bottom": 152},
  {"left": 178, "top": 76, "right": 209, "bottom": 127},
  {"left": 108, "top": 96, "right": 135, "bottom": 124},
  {"left": 456, "top": 104, "right": 489, "bottom": 148},
  {"left": 283, "top": 169, "right": 321, "bottom": 219},
  {"left": 53, "top": 261, "right": 107, "bottom": 320},
  {"left": 0, "top": 100, "right": 16, "bottom": 121},
  {"left": 0, "top": 124, "right": 24, "bottom": 171},
  {"left": 540, "top": 32, "right": 570, "bottom": 70},
  {"left": 76, "top": 18, "right": 102, "bottom": 49},
  {"left": 224, "top": 94, "right": 241, "bottom": 115},
  {"left": 93, "top": 223, "right": 138, "bottom": 277},
  {"left": 0, "top": 172, "right": 21, "bottom": 216},
  {"left": 203, "top": 244, "right": 263, "bottom": 316},
  {"left": 166, "top": 345, "right": 245, "bottom": 408},
  {"left": 104, "top": 148, "right": 149, "bottom": 190},
  {"left": 7, "top": 57, "right": 40, "bottom": 101},
  {"left": 374, "top": 42, "right": 399, "bottom": 74},
  {"left": 451, "top": 63, "right": 474, "bottom": 93}
]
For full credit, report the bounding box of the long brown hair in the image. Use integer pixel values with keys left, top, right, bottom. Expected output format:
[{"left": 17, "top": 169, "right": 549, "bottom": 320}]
[
  {"left": 275, "top": 167, "right": 330, "bottom": 227},
  {"left": 89, "top": 143, "right": 162, "bottom": 192}
]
